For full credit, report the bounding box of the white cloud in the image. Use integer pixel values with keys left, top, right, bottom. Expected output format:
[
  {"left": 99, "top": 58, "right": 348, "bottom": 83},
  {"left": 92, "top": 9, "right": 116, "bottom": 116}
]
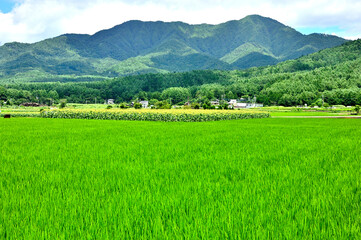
[{"left": 0, "top": 0, "right": 361, "bottom": 45}]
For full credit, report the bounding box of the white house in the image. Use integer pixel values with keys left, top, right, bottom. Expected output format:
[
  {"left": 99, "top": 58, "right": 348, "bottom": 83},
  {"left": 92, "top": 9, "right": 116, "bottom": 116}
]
[
  {"left": 234, "top": 103, "right": 247, "bottom": 109},
  {"left": 234, "top": 102, "right": 263, "bottom": 109},
  {"left": 140, "top": 101, "right": 149, "bottom": 108},
  {"left": 107, "top": 99, "right": 115, "bottom": 105},
  {"left": 211, "top": 100, "right": 220, "bottom": 106},
  {"left": 229, "top": 99, "right": 237, "bottom": 105}
]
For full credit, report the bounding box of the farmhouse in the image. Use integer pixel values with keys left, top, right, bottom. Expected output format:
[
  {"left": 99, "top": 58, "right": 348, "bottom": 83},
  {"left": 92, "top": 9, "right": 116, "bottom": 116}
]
[
  {"left": 211, "top": 100, "right": 220, "bottom": 106},
  {"left": 229, "top": 99, "right": 237, "bottom": 105},
  {"left": 107, "top": 99, "right": 115, "bottom": 105},
  {"left": 234, "top": 103, "right": 247, "bottom": 109},
  {"left": 140, "top": 101, "right": 149, "bottom": 108},
  {"left": 233, "top": 103, "right": 264, "bottom": 109}
]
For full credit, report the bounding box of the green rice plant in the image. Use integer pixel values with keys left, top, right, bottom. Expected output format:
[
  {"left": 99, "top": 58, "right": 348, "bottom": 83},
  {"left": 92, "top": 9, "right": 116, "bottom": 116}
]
[{"left": 0, "top": 118, "right": 360, "bottom": 239}]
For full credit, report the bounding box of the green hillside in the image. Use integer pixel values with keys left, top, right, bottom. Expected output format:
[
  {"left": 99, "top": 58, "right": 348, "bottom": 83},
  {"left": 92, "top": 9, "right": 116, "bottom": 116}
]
[
  {"left": 231, "top": 39, "right": 361, "bottom": 105},
  {"left": 0, "top": 15, "right": 346, "bottom": 83},
  {"left": 1, "top": 39, "right": 360, "bottom": 106}
]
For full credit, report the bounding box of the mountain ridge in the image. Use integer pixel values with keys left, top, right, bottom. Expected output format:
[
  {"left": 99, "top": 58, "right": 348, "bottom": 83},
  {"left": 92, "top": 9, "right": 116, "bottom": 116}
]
[{"left": 0, "top": 15, "right": 347, "bottom": 83}]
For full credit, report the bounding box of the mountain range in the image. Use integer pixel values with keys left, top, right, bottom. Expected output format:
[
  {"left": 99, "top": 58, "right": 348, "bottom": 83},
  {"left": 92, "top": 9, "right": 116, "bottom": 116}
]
[
  {"left": 1, "top": 38, "right": 360, "bottom": 106},
  {"left": 0, "top": 15, "right": 347, "bottom": 83}
]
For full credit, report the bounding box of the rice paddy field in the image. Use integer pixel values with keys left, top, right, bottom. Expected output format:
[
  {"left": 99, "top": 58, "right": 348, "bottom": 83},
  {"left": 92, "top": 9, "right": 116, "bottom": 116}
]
[
  {"left": 1, "top": 117, "right": 360, "bottom": 239},
  {"left": 269, "top": 112, "right": 350, "bottom": 117}
]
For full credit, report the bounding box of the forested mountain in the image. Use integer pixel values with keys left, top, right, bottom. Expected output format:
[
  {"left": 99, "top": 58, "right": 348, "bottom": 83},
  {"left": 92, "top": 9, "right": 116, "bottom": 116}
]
[
  {"left": 0, "top": 15, "right": 346, "bottom": 83},
  {"left": 1, "top": 39, "right": 360, "bottom": 106}
]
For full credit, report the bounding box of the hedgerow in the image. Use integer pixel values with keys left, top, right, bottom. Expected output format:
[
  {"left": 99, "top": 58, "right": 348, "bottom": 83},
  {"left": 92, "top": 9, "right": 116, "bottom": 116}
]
[{"left": 40, "top": 109, "right": 270, "bottom": 122}]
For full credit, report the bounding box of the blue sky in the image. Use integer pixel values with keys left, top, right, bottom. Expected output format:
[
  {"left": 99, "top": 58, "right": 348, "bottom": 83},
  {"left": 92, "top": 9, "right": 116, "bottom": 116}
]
[
  {"left": 0, "top": 0, "right": 360, "bottom": 45},
  {"left": 297, "top": 27, "right": 344, "bottom": 36},
  {"left": 0, "top": 0, "right": 15, "bottom": 13}
]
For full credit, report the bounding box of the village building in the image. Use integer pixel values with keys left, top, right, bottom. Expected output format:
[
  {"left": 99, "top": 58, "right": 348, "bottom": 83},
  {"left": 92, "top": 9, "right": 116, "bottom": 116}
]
[
  {"left": 231, "top": 101, "right": 264, "bottom": 109},
  {"left": 140, "top": 101, "right": 149, "bottom": 108},
  {"left": 229, "top": 99, "right": 237, "bottom": 105},
  {"left": 233, "top": 103, "right": 248, "bottom": 109},
  {"left": 210, "top": 100, "right": 220, "bottom": 106}
]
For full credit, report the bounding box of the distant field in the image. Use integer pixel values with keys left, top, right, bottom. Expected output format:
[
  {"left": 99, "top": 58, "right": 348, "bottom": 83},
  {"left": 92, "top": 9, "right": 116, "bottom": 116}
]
[
  {"left": 1, "top": 118, "right": 360, "bottom": 238},
  {"left": 1, "top": 104, "right": 357, "bottom": 119},
  {"left": 269, "top": 111, "right": 349, "bottom": 116}
]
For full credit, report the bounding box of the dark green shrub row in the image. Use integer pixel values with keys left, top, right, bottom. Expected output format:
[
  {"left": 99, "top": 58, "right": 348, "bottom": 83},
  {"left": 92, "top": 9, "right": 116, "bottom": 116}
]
[{"left": 40, "top": 110, "right": 270, "bottom": 122}]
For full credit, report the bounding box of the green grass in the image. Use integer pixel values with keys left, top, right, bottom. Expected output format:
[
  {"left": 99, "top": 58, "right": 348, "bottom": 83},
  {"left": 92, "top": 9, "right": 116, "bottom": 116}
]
[
  {"left": 0, "top": 106, "right": 43, "bottom": 117},
  {"left": 0, "top": 118, "right": 360, "bottom": 239},
  {"left": 66, "top": 104, "right": 112, "bottom": 109},
  {"left": 270, "top": 111, "right": 349, "bottom": 116}
]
